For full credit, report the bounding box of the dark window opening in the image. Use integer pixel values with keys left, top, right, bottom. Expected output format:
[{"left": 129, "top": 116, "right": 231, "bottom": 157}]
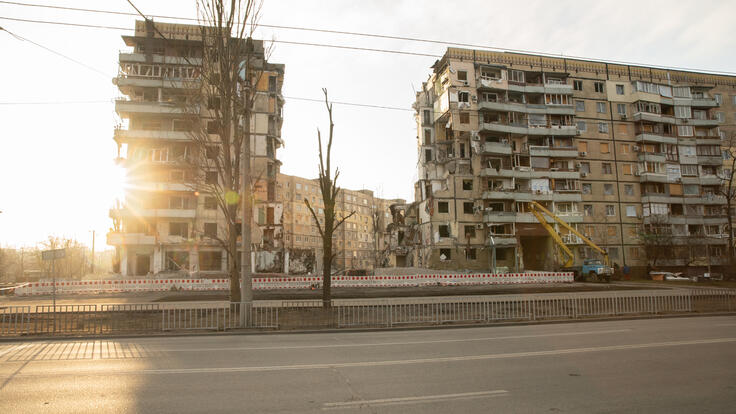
[
  {"left": 438, "top": 201, "right": 449, "bottom": 213},
  {"left": 439, "top": 225, "right": 450, "bottom": 237}
]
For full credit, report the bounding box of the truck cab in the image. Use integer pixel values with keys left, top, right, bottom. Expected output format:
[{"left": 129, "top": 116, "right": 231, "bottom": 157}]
[{"left": 581, "top": 259, "right": 613, "bottom": 282}]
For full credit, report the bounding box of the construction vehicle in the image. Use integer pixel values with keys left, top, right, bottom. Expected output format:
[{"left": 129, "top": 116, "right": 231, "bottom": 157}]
[{"left": 528, "top": 201, "right": 614, "bottom": 282}]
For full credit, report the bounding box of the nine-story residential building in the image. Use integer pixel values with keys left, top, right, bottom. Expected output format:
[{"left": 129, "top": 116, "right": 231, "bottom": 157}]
[
  {"left": 409, "top": 48, "right": 735, "bottom": 274},
  {"left": 108, "top": 21, "right": 284, "bottom": 276}
]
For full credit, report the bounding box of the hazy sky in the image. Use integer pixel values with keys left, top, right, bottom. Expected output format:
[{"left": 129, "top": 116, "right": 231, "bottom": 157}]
[{"left": 1, "top": 0, "right": 735, "bottom": 248}]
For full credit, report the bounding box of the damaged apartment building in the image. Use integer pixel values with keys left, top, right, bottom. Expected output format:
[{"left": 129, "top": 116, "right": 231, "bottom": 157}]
[
  {"left": 406, "top": 47, "right": 735, "bottom": 273},
  {"left": 108, "top": 21, "right": 285, "bottom": 276}
]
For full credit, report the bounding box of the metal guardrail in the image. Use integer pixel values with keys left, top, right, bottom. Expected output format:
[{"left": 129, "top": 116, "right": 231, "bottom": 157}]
[{"left": 0, "top": 290, "right": 733, "bottom": 336}]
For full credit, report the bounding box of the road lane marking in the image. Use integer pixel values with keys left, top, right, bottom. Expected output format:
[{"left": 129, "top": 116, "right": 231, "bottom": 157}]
[
  {"left": 12, "top": 336, "right": 736, "bottom": 377},
  {"left": 322, "top": 390, "right": 509, "bottom": 410}
]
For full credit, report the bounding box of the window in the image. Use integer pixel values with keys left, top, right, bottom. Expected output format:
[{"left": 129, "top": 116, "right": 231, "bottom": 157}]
[
  {"left": 207, "top": 121, "right": 220, "bottom": 134},
  {"left": 624, "top": 184, "right": 634, "bottom": 196},
  {"left": 459, "top": 112, "right": 470, "bottom": 124},
  {"left": 582, "top": 183, "right": 592, "bottom": 194},
  {"left": 606, "top": 205, "right": 615, "bottom": 216},
  {"left": 600, "top": 142, "right": 610, "bottom": 153},
  {"left": 715, "top": 112, "right": 725, "bottom": 122},
  {"left": 424, "top": 129, "right": 432, "bottom": 145},
  {"left": 594, "top": 82, "right": 605, "bottom": 93},
  {"left": 457, "top": 70, "right": 468, "bottom": 81},
  {"left": 439, "top": 225, "right": 450, "bottom": 237},
  {"left": 205, "top": 171, "right": 218, "bottom": 185},
  {"left": 604, "top": 184, "right": 614, "bottom": 195},
  {"left": 423, "top": 110, "right": 431, "bottom": 125},
  {"left": 673, "top": 87, "right": 692, "bottom": 98},
  {"left": 169, "top": 222, "right": 188, "bottom": 237},
  {"left": 425, "top": 149, "right": 432, "bottom": 162},
  {"left": 463, "top": 202, "right": 474, "bottom": 214},
  {"left": 577, "top": 121, "right": 587, "bottom": 131},
  {"left": 462, "top": 179, "right": 473, "bottom": 190},
  {"left": 602, "top": 163, "right": 612, "bottom": 174},
  {"left": 573, "top": 80, "right": 583, "bottom": 91},
  {"left": 607, "top": 226, "right": 617, "bottom": 236},
  {"left": 607, "top": 247, "right": 620, "bottom": 260},
  {"left": 458, "top": 91, "right": 469, "bottom": 103},
  {"left": 578, "top": 141, "right": 588, "bottom": 153},
  {"left": 617, "top": 103, "right": 626, "bottom": 115},
  {"left": 674, "top": 106, "right": 692, "bottom": 119},
  {"left": 626, "top": 205, "right": 637, "bottom": 217},
  {"left": 575, "top": 100, "right": 585, "bottom": 112},
  {"left": 681, "top": 164, "right": 698, "bottom": 176},
  {"left": 597, "top": 102, "right": 606, "bottom": 113},
  {"left": 482, "top": 92, "right": 498, "bottom": 102},
  {"left": 204, "top": 223, "right": 217, "bottom": 238},
  {"left": 204, "top": 196, "right": 217, "bottom": 210},
  {"left": 584, "top": 205, "right": 593, "bottom": 216},
  {"left": 622, "top": 164, "right": 632, "bottom": 175},
  {"left": 683, "top": 184, "right": 699, "bottom": 195},
  {"left": 732, "top": 95, "right": 736, "bottom": 105},
  {"left": 464, "top": 225, "right": 476, "bottom": 239},
  {"left": 677, "top": 125, "right": 694, "bottom": 137},
  {"left": 579, "top": 162, "right": 590, "bottom": 173},
  {"left": 714, "top": 93, "right": 722, "bottom": 104},
  {"left": 199, "top": 251, "right": 222, "bottom": 271},
  {"left": 598, "top": 122, "right": 609, "bottom": 133},
  {"left": 510, "top": 70, "right": 525, "bottom": 83},
  {"left": 206, "top": 145, "right": 218, "bottom": 160},
  {"left": 616, "top": 84, "right": 625, "bottom": 95},
  {"left": 170, "top": 170, "right": 184, "bottom": 182},
  {"left": 465, "top": 248, "right": 477, "bottom": 260},
  {"left": 439, "top": 248, "right": 451, "bottom": 261},
  {"left": 438, "top": 201, "right": 449, "bottom": 213}
]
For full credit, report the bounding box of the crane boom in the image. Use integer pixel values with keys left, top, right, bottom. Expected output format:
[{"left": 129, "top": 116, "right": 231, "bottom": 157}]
[{"left": 528, "top": 201, "right": 610, "bottom": 267}]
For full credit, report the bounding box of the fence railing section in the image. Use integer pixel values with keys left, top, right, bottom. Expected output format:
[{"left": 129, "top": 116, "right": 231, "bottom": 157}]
[{"left": 0, "top": 290, "right": 733, "bottom": 336}]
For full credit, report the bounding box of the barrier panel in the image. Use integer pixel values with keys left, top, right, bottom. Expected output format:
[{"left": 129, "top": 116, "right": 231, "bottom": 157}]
[{"left": 11, "top": 272, "right": 574, "bottom": 296}]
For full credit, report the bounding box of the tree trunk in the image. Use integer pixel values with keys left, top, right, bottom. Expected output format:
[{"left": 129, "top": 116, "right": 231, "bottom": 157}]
[
  {"left": 322, "top": 233, "right": 332, "bottom": 308},
  {"left": 228, "top": 226, "right": 240, "bottom": 302},
  {"left": 241, "top": 86, "right": 253, "bottom": 304}
]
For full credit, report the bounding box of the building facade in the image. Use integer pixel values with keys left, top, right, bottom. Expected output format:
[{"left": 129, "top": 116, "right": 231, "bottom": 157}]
[
  {"left": 278, "top": 173, "right": 403, "bottom": 272},
  {"left": 108, "top": 21, "right": 284, "bottom": 276},
  {"left": 407, "top": 48, "right": 735, "bottom": 273}
]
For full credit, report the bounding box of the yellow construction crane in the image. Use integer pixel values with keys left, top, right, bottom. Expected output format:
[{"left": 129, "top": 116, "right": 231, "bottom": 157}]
[{"left": 528, "top": 201, "right": 612, "bottom": 281}]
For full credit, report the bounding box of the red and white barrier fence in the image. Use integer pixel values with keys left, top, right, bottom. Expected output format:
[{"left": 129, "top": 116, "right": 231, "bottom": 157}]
[{"left": 10, "top": 272, "right": 573, "bottom": 296}]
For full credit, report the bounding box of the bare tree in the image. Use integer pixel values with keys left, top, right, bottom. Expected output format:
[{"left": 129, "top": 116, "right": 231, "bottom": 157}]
[
  {"left": 305, "top": 89, "right": 356, "bottom": 307},
  {"left": 717, "top": 133, "right": 736, "bottom": 279},
  {"left": 180, "top": 0, "right": 271, "bottom": 302},
  {"left": 638, "top": 214, "right": 674, "bottom": 269}
]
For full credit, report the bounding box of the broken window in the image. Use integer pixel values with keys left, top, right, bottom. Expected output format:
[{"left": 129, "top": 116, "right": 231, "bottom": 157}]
[
  {"left": 437, "top": 201, "right": 449, "bottom": 213},
  {"left": 423, "top": 110, "right": 431, "bottom": 125},
  {"left": 606, "top": 205, "right": 615, "bottom": 216},
  {"left": 624, "top": 184, "right": 634, "bottom": 196},
  {"left": 464, "top": 225, "right": 476, "bottom": 239},
  {"left": 616, "top": 84, "right": 625, "bottom": 95},
  {"left": 465, "top": 248, "right": 477, "bottom": 260},
  {"left": 584, "top": 204, "right": 593, "bottom": 216},
  {"left": 582, "top": 183, "right": 592, "bottom": 194},
  {"left": 594, "top": 82, "right": 605, "bottom": 93},
  {"left": 598, "top": 122, "right": 609, "bottom": 133},
  {"left": 509, "top": 70, "right": 525, "bottom": 83},
  {"left": 439, "top": 248, "right": 451, "bottom": 261},
  {"left": 169, "top": 222, "right": 189, "bottom": 237},
  {"left": 463, "top": 202, "right": 474, "bottom": 214},
  {"left": 199, "top": 251, "right": 222, "bottom": 271},
  {"left": 458, "top": 92, "right": 469, "bottom": 103},
  {"left": 604, "top": 184, "right": 614, "bottom": 195},
  {"left": 457, "top": 70, "right": 468, "bottom": 81},
  {"left": 573, "top": 80, "right": 583, "bottom": 91},
  {"left": 438, "top": 225, "right": 450, "bottom": 237},
  {"left": 204, "top": 222, "right": 217, "bottom": 238},
  {"left": 204, "top": 196, "right": 217, "bottom": 210},
  {"left": 602, "top": 163, "right": 612, "bottom": 174},
  {"left": 268, "top": 75, "right": 278, "bottom": 92},
  {"left": 462, "top": 180, "right": 473, "bottom": 191},
  {"left": 575, "top": 101, "right": 585, "bottom": 112},
  {"left": 482, "top": 92, "right": 498, "bottom": 102},
  {"left": 425, "top": 149, "right": 432, "bottom": 162}
]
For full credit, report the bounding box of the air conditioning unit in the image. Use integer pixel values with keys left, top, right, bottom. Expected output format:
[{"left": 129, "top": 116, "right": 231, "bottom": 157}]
[
  {"left": 576, "top": 130, "right": 581, "bottom": 136},
  {"left": 471, "top": 95, "right": 478, "bottom": 103},
  {"left": 550, "top": 167, "right": 559, "bottom": 171},
  {"left": 579, "top": 151, "right": 588, "bottom": 157},
  {"left": 633, "top": 145, "right": 640, "bottom": 152},
  {"left": 683, "top": 119, "right": 689, "bottom": 123},
  {"left": 462, "top": 81, "right": 469, "bottom": 86},
  {"left": 634, "top": 171, "right": 640, "bottom": 176},
  {"left": 621, "top": 114, "right": 628, "bottom": 119},
  {"left": 475, "top": 224, "right": 484, "bottom": 230},
  {"left": 581, "top": 172, "right": 588, "bottom": 177}
]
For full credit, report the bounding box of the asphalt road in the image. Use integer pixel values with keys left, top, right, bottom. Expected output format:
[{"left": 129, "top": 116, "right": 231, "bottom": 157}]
[{"left": 1, "top": 316, "right": 735, "bottom": 413}]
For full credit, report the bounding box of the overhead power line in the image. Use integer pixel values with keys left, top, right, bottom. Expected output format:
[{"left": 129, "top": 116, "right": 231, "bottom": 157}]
[
  {"left": 0, "top": 25, "right": 108, "bottom": 77},
  {"left": 1, "top": 0, "right": 735, "bottom": 76}
]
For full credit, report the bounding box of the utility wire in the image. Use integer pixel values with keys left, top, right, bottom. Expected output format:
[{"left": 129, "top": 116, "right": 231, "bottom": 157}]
[
  {"left": 1, "top": 1, "right": 735, "bottom": 76},
  {"left": 0, "top": 25, "right": 108, "bottom": 77}
]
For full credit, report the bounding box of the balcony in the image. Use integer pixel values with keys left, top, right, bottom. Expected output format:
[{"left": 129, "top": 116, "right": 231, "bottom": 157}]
[
  {"left": 641, "top": 195, "right": 683, "bottom": 204},
  {"left": 699, "top": 176, "right": 722, "bottom": 186},
  {"left": 638, "top": 172, "right": 668, "bottom": 183},
  {"left": 698, "top": 156, "right": 724, "bottom": 165},
  {"left": 487, "top": 236, "right": 517, "bottom": 246},
  {"left": 109, "top": 207, "right": 196, "bottom": 219},
  {"left": 114, "top": 75, "right": 200, "bottom": 90},
  {"left": 507, "top": 82, "right": 573, "bottom": 95},
  {"left": 114, "top": 128, "right": 190, "bottom": 142},
  {"left": 115, "top": 99, "right": 199, "bottom": 117},
  {"left": 480, "top": 168, "right": 579, "bottom": 180},
  {"left": 632, "top": 112, "right": 676, "bottom": 124},
  {"left": 696, "top": 137, "right": 722, "bottom": 146},
  {"left": 529, "top": 145, "right": 578, "bottom": 158},
  {"left": 635, "top": 133, "right": 677, "bottom": 145},
  {"left": 690, "top": 98, "right": 719, "bottom": 108},
  {"left": 481, "top": 190, "right": 581, "bottom": 202},
  {"left": 637, "top": 153, "right": 666, "bottom": 163},
  {"left": 107, "top": 231, "right": 156, "bottom": 246},
  {"left": 480, "top": 122, "right": 576, "bottom": 136},
  {"left": 676, "top": 118, "right": 720, "bottom": 127},
  {"left": 482, "top": 141, "right": 513, "bottom": 155},
  {"left": 478, "top": 100, "right": 574, "bottom": 116},
  {"left": 483, "top": 211, "right": 517, "bottom": 223},
  {"left": 119, "top": 52, "right": 203, "bottom": 66}
]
